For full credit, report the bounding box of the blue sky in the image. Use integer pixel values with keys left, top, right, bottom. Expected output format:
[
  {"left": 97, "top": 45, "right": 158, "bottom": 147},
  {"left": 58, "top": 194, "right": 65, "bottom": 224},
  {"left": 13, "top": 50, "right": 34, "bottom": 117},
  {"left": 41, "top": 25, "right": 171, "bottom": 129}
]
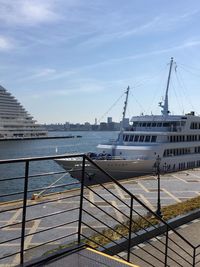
[{"left": 1, "top": 0, "right": 200, "bottom": 124}]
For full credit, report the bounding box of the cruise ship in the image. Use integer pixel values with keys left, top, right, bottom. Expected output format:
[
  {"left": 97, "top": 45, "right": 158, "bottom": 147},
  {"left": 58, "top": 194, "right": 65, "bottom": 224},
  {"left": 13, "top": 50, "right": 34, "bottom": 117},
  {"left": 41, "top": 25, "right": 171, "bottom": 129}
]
[
  {"left": 56, "top": 58, "right": 200, "bottom": 184},
  {"left": 0, "top": 85, "right": 47, "bottom": 139}
]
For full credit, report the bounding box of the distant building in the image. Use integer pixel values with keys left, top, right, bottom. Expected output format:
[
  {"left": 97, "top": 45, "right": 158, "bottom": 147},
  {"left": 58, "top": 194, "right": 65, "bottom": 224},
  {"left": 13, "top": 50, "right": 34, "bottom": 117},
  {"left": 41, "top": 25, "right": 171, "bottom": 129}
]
[
  {"left": 107, "top": 117, "right": 112, "bottom": 123},
  {"left": 0, "top": 85, "right": 47, "bottom": 139},
  {"left": 120, "top": 118, "right": 130, "bottom": 129},
  {"left": 100, "top": 122, "right": 108, "bottom": 131}
]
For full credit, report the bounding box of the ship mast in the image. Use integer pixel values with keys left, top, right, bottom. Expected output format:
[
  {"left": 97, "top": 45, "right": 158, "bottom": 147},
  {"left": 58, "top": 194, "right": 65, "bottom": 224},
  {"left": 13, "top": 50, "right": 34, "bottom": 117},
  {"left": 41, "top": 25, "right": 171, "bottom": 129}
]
[
  {"left": 118, "top": 86, "right": 130, "bottom": 143},
  {"left": 159, "top": 57, "right": 174, "bottom": 116}
]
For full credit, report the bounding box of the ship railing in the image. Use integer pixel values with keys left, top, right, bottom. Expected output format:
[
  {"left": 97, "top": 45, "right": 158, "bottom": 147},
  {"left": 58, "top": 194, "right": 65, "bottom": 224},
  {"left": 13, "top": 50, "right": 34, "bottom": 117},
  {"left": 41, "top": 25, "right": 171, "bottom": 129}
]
[{"left": 0, "top": 154, "right": 199, "bottom": 266}]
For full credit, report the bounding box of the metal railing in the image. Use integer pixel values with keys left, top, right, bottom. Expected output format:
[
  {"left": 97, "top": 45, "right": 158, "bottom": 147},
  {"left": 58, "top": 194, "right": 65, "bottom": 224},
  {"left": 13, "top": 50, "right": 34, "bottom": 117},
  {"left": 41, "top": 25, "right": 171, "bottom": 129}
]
[{"left": 0, "top": 154, "right": 199, "bottom": 266}]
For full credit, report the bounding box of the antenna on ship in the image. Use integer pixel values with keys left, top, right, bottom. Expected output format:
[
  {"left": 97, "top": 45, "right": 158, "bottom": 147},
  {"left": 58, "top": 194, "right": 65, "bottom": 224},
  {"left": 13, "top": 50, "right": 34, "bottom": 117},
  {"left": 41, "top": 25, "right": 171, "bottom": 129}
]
[
  {"left": 159, "top": 57, "right": 174, "bottom": 116},
  {"left": 118, "top": 86, "right": 130, "bottom": 143}
]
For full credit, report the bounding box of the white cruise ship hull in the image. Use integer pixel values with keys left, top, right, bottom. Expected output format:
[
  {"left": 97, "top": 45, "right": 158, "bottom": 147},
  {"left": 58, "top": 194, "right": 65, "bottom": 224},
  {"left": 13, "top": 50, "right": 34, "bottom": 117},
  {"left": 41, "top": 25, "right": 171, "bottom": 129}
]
[{"left": 55, "top": 158, "right": 155, "bottom": 185}]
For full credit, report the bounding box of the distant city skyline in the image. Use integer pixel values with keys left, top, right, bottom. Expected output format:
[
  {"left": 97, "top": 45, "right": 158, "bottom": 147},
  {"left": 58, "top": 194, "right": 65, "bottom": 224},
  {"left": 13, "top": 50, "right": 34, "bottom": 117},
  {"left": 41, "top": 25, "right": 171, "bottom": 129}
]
[{"left": 1, "top": 1, "right": 200, "bottom": 124}]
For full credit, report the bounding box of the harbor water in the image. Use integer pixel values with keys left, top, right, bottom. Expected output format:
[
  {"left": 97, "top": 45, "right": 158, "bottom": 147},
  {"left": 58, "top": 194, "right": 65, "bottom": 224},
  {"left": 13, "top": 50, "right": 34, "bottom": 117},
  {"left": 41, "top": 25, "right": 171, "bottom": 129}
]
[{"left": 0, "top": 131, "right": 118, "bottom": 200}]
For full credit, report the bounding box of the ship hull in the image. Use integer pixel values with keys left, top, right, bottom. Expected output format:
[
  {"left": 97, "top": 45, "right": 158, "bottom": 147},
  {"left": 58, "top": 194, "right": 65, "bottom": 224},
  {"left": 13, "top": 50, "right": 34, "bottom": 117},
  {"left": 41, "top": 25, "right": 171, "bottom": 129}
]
[{"left": 55, "top": 158, "right": 155, "bottom": 185}]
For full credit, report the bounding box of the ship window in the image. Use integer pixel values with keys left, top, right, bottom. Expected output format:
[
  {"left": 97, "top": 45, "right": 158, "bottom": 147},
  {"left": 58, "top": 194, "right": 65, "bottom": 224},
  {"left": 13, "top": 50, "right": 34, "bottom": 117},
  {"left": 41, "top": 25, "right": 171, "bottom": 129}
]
[
  {"left": 123, "top": 135, "right": 126, "bottom": 141},
  {"left": 142, "top": 123, "right": 147, "bottom": 127},
  {"left": 125, "top": 135, "right": 129, "bottom": 141},
  {"left": 147, "top": 123, "right": 151, "bottom": 127},
  {"left": 163, "top": 122, "right": 170, "bottom": 127},
  {"left": 145, "top": 136, "right": 151, "bottom": 142},
  {"left": 152, "top": 123, "right": 156, "bottom": 127},
  {"left": 129, "top": 135, "right": 134, "bottom": 141},
  {"left": 157, "top": 123, "right": 162, "bottom": 127},
  {"left": 139, "top": 135, "right": 144, "bottom": 142},
  {"left": 151, "top": 136, "right": 157, "bottom": 142},
  {"left": 134, "top": 135, "right": 139, "bottom": 142}
]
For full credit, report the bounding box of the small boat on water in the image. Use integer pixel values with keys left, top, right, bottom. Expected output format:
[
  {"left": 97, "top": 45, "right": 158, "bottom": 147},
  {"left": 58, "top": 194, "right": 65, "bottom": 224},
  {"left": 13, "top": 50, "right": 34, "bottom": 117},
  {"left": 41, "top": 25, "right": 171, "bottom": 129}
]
[{"left": 56, "top": 58, "right": 200, "bottom": 184}]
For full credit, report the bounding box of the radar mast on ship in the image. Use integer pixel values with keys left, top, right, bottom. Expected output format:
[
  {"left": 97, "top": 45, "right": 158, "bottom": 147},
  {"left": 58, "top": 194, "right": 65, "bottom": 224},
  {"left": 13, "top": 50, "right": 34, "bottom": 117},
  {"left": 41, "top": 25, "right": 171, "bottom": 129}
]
[{"left": 159, "top": 57, "right": 174, "bottom": 116}]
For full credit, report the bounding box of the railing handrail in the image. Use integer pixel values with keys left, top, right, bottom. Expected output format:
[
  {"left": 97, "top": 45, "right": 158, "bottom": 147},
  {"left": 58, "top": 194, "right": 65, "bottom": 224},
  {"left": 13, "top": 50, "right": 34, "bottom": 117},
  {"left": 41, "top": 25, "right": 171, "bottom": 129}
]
[
  {"left": 84, "top": 154, "right": 197, "bottom": 249},
  {"left": 0, "top": 153, "right": 196, "bottom": 249},
  {"left": 0, "top": 153, "right": 85, "bottom": 164},
  {"left": 0, "top": 153, "right": 199, "bottom": 266}
]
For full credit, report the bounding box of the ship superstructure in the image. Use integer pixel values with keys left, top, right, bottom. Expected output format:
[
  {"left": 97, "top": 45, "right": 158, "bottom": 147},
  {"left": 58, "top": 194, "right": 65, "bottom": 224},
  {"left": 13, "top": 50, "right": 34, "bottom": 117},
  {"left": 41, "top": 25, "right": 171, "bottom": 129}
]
[{"left": 0, "top": 85, "right": 47, "bottom": 139}]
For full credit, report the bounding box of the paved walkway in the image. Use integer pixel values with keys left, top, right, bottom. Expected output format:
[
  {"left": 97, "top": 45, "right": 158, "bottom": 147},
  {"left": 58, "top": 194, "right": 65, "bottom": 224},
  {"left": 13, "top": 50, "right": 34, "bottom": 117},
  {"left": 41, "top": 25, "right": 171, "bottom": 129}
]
[{"left": 0, "top": 168, "right": 200, "bottom": 266}]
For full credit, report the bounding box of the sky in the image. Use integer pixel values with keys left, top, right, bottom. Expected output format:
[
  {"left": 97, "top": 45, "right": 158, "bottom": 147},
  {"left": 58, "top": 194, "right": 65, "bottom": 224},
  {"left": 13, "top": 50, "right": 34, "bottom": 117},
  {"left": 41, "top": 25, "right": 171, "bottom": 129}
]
[{"left": 1, "top": 0, "right": 200, "bottom": 124}]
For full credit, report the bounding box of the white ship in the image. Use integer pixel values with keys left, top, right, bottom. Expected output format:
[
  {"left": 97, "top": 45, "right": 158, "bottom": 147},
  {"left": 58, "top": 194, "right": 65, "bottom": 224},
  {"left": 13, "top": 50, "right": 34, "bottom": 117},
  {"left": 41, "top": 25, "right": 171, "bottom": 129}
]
[
  {"left": 0, "top": 85, "right": 47, "bottom": 139},
  {"left": 56, "top": 58, "right": 200, "bottom": 184}
]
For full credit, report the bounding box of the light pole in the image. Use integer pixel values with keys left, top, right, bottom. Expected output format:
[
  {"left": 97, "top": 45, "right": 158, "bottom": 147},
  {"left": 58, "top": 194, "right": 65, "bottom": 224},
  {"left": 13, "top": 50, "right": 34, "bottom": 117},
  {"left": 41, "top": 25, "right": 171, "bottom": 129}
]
[{"left": 155, "top": 155, "right": 162, "bottom": 218}]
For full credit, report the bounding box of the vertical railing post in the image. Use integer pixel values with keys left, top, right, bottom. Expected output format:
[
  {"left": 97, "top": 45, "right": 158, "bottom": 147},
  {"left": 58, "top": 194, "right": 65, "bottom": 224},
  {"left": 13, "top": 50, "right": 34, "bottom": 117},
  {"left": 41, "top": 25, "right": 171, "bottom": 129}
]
[
  {"left": 127, "top": 195, "right": 133, "bottom": 262},
  {"left": 193, "top": 247, "right": 196, "bottom": 267},
  {"left": 164, "top": 225, "right": 169, "bottom": 266},
  {"left": 78, "top": 155, "right": 86, "bottom": 244},
  {"left": 20, "top": 160, "right": 29, "bottom": 264}
]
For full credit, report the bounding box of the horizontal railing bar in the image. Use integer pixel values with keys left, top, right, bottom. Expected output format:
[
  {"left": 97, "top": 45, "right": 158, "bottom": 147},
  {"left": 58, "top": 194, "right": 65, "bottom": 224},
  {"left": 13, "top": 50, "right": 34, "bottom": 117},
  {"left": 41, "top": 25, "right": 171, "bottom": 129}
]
[
  {"left": 25, "top": 193, "right": 80, "bottom": 209},
  {"left": 0, "top": 235, "right": 21, "bottom": 245},
  {"left": 0, "top": 209, "right": 78, "bottom": 231},
  {"left": 0, "top": 205, "right": 23, "bottom": 214},
  {"left": 0, "top": 220, "right": 22, "bottom": 230},
  {"left": 24, "top": 207, "right": 79, "bottom": 223},
  {"left": 0, "top": 250, "right": 20, "bottom": 261},
  {"left": 1, "top": 206, "right": 79, "bottom": 232},
  {"left": 0, "top": 190, "right": 24, "bottom": 198},
  {"left": 0, "top": 154, "right": 85, "bottom": 164},
  {"left": 23, "top": 170, "right": 67, "bottom": 179},
  {"left": 0, "top": 171, "right": 67, "bottom": 182},
  {"left": 23, "top": 232, "right": 78, "bottom": 253},
  {"left": 23, "top": 219, "right": 78, "bottom": 239},
  {"left": 0, "top": 193, "right": 80, "bottom": 216},
  {"left": 0, "top": 175, "right": 24, "bottom": 182},
  {"left": 83, "top": 196, "right": 129, "bottom": 231},
  {"left": 25, "top": 181, "right": 80, "bottom": 195},
  {"left": 0, "top": 194, "right": 79, "bottom": 217}
]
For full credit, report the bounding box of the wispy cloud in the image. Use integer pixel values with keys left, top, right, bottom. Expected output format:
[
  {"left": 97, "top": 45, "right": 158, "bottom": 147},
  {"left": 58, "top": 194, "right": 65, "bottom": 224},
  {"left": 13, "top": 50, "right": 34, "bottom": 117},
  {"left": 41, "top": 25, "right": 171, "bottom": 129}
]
[
  {"left": 18, "top": 68, "right": 76, "bottom": 82},
  {"left": 78, "top": 8, "right": 200, "bottom": 48},
  {"left": 77, "top": 39, "right": 200, "bottom": 69},
  {"left": 0, "top": 0, "right": 61, "bottom": 26},
  {"left": 0, "top": 35, "right": 14, "bottom": 50}
]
